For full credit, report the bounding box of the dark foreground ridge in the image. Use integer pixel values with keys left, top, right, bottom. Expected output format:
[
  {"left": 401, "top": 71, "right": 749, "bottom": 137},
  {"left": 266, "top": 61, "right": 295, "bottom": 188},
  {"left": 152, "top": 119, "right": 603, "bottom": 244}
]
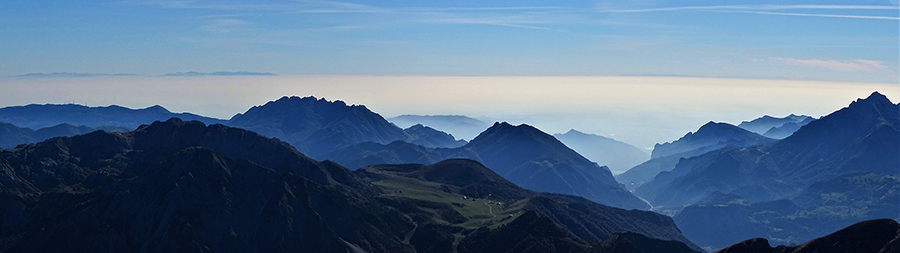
[
  {"left": 0, "top": 119, "right": 700, "bottom": 252},
  {"left": 716, "top": 218, "right": 900, "bottom": 253}
]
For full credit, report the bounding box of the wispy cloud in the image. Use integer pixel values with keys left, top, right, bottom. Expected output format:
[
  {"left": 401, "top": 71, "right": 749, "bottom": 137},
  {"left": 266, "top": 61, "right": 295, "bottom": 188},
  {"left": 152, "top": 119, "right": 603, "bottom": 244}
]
[
  {"left": 600, "top": 4, "right": 899, "bottom": 20},
  {"left": 772, "top": 58, "right": 887, "bottom": 72},
  {"left": 602, "top": 5, "right": 898, "bottom": 13},
  {"left": 202, "top": 19, "right": 254, "bottom": 33},
  {"left": 717, "top": 10, "right": 900, "bottom": 20}
]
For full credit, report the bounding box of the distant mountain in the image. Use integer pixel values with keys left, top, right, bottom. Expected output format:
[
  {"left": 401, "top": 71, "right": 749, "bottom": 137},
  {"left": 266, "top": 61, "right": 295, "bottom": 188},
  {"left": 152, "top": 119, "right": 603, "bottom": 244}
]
[
  {"left": 403, "top": 124, "right": 467, "bottom": 148},
  {"left": 616, "top": 122, "right": 775, "bottom": 190},
  {"left": 759, "top": 117, "right": 815, "bottom": 139},
  {"left": 738, "top": 114, "right": 815, "bottom": 139},
  {"left": 0, "top": 121, "right": 698, "bottom": 252},
  {"left": 553, "top": 129, "right": 649, "bottom": 175},
  {"left": 163, "top": 71, "right": 276, "bottom": 76},
  {"left": 466, "top": 122, "right": 648, "bottom": 210},
  {"left": 651, "top": 121, "right": 774, "bottom": 159},
  {"left": 0, "top": 121, "right": 130, "bottom": 148},
  {"left": 0, "top": 103, "right": 226, "bottom": 130},
  {"left": 227, "top": 96, "right": 409, "bottom": 157},
  {"left": 715, "top": 218, "right": 900, "bottom": 253},
  {"left": 0, "top": 121, "right": 35, "bottom": 148},
  {"left": 646, "top": 92, "right": 899, "bottom": 249},
  {"left": 389, "top": 115, "right": 490, "bottom": 141},
  {"left": 637, "top": 93, "right": 898, "bottom": 208},
  {"left": 357, "top": 159, "right": 702, "bottom": 252},
  {"left": 325, "top": 122, "right": 650, "bottom": 210}
]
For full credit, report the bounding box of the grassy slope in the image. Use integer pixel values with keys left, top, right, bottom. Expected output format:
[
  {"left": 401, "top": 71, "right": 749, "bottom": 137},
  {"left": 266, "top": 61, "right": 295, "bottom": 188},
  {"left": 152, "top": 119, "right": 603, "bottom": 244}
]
[{"left": 368, "top": 170, "right": 528, "bottom": 252}]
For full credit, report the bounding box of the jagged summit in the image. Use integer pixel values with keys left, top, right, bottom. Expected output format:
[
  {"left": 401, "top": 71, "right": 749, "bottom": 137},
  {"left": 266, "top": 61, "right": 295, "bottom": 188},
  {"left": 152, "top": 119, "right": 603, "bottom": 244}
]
[{"left": 228, "top": 96, "right": 408, "bottom": 157}]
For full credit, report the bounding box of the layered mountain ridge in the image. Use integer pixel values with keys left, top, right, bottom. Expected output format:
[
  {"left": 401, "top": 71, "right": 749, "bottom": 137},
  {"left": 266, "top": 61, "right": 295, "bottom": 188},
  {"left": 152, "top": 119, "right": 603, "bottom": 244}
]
[
  {"left": 324, "top": 122, "right": 651, "bottom": 210},
  {"left": 554, "top": 129, "right": 649, "bottom": 175},
  {"left": 654, "top": 92, "right": 900, "bottom": 250},
  {"left": 0, "top": 119, "right": 699, "bottom": 252}
]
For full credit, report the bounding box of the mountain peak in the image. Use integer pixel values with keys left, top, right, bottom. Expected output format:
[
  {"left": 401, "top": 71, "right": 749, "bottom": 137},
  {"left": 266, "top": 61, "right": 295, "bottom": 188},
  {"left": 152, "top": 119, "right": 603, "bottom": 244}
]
[
  {"left": 228, "top": 96, "right": 407, "bottom": 157},
  {"left": 140, "top": 105, "right": 171, "bottom": 113},
  {"left": 563, "top": 129, "right": 584, "bottom": 135},
  {"left": 865, "top": 91, "right": 889, "bottom": 102},
  {"left": 651, "top": 121, "right": 772, "bottom": 159}
]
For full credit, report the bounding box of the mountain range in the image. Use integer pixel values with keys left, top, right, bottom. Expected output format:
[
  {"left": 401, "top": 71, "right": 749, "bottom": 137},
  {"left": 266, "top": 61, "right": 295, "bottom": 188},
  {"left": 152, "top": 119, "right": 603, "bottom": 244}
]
[
  {"left": 715, "top": 218, "right": 900, "bottom": 253},
  {"left": 737, "top": 114, "right": 816, "bottom": 139},
  {"left": 0, "top": 122, "right": 130, "bottom": 149},
  {"left": 389, "top": 115, "right": 490, "bottom": 141},
  {"left": 616, "top": 122, "right": 775, "bottom": 190},
  {"left": 553, "top": 129, "right": 649, "bottom": 175},
  {"left": 0, "top": 104, "right": 226, "bottom": 130},
  {"left": 646, "top": 92, "right": 899, "bottom": 250},
  {"left": 0, "top": 92, "right": 895, "bottom": 252},
  {"left": 0, "top": 119, "right": 700, "bottom": 252},
  {"left": 323, "top": 122, "right": 650, "bottom": 210}
]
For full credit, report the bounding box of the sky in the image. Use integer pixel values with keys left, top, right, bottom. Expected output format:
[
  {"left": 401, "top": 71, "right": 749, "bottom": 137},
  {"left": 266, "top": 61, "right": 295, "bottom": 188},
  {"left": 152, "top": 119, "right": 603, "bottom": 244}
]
[
  {"left": 0, "top": 0, "right": 898, "bottom": 150},
  {"left": 0, "top": 0, "right": 897, "bottom": 82}
]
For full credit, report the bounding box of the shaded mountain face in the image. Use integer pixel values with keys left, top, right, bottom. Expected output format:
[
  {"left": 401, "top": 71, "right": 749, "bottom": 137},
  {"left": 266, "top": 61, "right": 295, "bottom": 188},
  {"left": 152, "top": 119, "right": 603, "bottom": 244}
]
[
  {"left": 0, "top": 118, "right": 413, "bottom": 252},
  {"left": 466, "top": 123, "right": 648, "bottom": 210},
  {"left": 760, "top": 117, "right": 815, "bottom": 139},
  {"left": 553, "top": 129, "right": 649, "bottom": 175},
  {"left": 651, "top": 122, "right": 774, "bottom": 159},
  {"left": 227, "top": 96, "right": 410, "bottom": 158},
  {"left": 675, "top": 172, "right": 899, "bottom": 250},
  {"left": 0, "top": 104, "right": 225, "bottom": 130},
  {"left": 403, "top": 124, "right": 467, "bottom": 148},
  {"left": 0, "top": 121, "right": 34, "bottom": 149},
  {"left": 389, "top": 114, "right": 490, "bottom": 141},
  {"left": 649, "top": 92, "right": 900, "bottom": 250},
  {"left": 326, "top": 122, "right": 650, "bottom": 210},
  {"left": 0, "top": 121, "right": 131, "bottom": 149},
  {"left": 356, "top": 159, "right": 702, "bottom": 253},
  {"left": 638, "top": 92, "right": 899, "bottom": 207},
  {"left": 595, "top": 232, "right": 701, "bottom": 253},
  {"left": 0, "top": 119, "right": 700, "bottom": 253},
  {"left": 617, "top": 122, "right": 774, "bottom": 190},
  {"left": 737, "top": 114, "right": 815, "bottom": 137},
  {"left": 715, "top": 218, "right": 900, "bottom": 253}
]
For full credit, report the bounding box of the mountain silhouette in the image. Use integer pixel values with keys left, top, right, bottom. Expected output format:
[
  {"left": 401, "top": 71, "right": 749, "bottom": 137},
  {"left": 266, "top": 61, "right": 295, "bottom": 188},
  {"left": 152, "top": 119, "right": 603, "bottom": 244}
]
[
  {"left": 760, "top": 116, "right": 815, "bottom": 139},
  {"left": 554, "top": 129, "right": 649, "bottom": 175},
  {"left": 0, "top": 103, "right": 225, "bottom": 130},
  {"left": 403, "top": 124, "right": 467, "bottom": 148},
  {"left": 648, "top": 92, "right": 899, "bottom": 250},
  {"left": 466, "top": 122, "right": 648, "bottom": 210},
  {"left": 651, "top": 121, "right": 774, "bottom": 159},
  {"left": 357, "top": 159, "right": 702, "bottom": 252},
  {"left": 0, "top": 120, "right": 699, "bottom": 252},
  {"left": 389, "top": 114, "right": 490, "bottom": 141},
  {"left": 0, "top": 121, "right": 130, "bottom": 148},
  {"left": 737, "top": 114, "right": 815, "bottom": 137},
  {"left": 325, "top": 122, "right": 650, "bottom": 210},
  {"left": 715, "top": 218, "right": 900, "bottom": 253},
  {"left": 617, "top": 122, "right": 774, "bottom": 190},
  {"left": 227, "top": 96, "right": 409, "bottom": 157},
  {"left": 638, "top": 92, "right": 898, "bottom": 207}
]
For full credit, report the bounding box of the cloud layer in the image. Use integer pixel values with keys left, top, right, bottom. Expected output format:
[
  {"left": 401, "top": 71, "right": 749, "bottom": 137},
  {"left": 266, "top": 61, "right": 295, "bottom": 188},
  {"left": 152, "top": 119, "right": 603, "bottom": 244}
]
[{"left": 773, "top": 58, "right": 887, "bottom": 72}]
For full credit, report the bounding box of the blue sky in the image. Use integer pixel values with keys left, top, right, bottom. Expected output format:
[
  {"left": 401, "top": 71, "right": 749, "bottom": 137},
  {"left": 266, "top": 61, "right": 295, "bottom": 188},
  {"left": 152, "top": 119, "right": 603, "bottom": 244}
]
[{"left": 1, "top": 0, "right": 898, "bottom": 82}]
